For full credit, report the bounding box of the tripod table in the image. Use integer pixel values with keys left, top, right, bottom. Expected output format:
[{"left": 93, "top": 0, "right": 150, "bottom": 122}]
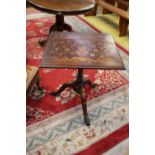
[{"left": 40, "top": 32, "right": 125, "bottom": 126}]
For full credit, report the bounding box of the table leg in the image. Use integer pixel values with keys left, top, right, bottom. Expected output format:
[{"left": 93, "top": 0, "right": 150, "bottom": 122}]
[
  {"left": 117, "top": 0, "right": 129, "bottom": 37},
  {"left": 75, "top": 69, "right": 90, "bottom": 126},
  {"left": 50, "top": 15, "right": 72, "bottom": 32},
  {"left": 39, "top": 14, "right": 72, "bottom": 46},
  {"left": 80, "top": 90, "right": 90, "bottom": 126},
  {"left": 50, "top": 68, "right": 97, "bottom": 126},
  {"left": 119, "top": 17, "right": 129, "bottom": 36},
  {"left": 50, "top": 82, "right": 73, "bottom": 96},
  {"left": 84, "top": 79, "right": 97, "bottom": 88}
]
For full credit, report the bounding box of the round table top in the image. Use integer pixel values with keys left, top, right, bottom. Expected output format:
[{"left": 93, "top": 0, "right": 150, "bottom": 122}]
[{"left": 28, "top": 0, "right": 95, "bottom": 15}]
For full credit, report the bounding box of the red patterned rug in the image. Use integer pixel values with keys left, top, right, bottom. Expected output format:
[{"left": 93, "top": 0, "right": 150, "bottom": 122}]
[
  {"left": 26, "top": 14, "right": 129, "bottom": 155},
  {"left": 26, "top": 17, "right": 128, "bottom": 125}
]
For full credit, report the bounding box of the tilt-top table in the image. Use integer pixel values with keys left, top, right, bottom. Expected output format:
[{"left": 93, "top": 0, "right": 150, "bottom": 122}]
[
  {"left": 40, "top": 32, "right": 125, "bottom": 126},
  {"left": 27, "top": 0, "right": 95, "bottom": 45}
]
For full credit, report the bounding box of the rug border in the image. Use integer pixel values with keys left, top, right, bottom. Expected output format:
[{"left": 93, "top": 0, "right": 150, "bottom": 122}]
[{"left": 74, "top": 124, "right": 129, "bottom": 155}]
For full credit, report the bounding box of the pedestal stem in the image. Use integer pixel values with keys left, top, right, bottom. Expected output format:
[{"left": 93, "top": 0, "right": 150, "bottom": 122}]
[{"left": 76, "top": 68, "right": 83, "bottom": 84}]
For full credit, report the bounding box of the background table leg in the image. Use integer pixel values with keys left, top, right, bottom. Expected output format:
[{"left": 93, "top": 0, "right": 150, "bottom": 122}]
[
  {"left": 39, "top": 15, "right": 72, "bottom": 46},
  {"left": 50, "top": 15, "right": 72, "bottom": 32}
]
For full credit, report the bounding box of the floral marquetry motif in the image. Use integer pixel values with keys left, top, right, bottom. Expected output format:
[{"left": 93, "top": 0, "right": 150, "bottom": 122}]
[{"left": 40, "top": 32, "right": 125, "bottom": 70}]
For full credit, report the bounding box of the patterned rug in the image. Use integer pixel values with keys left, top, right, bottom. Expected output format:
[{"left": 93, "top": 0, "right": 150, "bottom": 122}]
[
  {"left": 26, "top": 13, "right": 129, "bottom": 155},
  {"left": 26, "top": 7, "right": 129, "bottom": 49}
]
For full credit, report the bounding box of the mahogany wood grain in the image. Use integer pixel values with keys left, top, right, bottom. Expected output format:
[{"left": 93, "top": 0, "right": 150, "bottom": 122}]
[{"left": 28, "top": 0, "right": 95, "bottom": 15}]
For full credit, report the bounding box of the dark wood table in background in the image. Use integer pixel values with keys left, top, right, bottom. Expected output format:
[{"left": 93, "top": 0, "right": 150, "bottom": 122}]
[
  {"left": 40, "top": 32, "right": 125, "bottom": 126},
  {"left": 27, "top": 0, "right": 95, "bottom": 45}
]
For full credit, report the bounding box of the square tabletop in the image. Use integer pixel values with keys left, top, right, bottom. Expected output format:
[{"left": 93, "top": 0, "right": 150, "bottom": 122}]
[{"left": 40, "top": 32, "right": 125, "bottom": 70}]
